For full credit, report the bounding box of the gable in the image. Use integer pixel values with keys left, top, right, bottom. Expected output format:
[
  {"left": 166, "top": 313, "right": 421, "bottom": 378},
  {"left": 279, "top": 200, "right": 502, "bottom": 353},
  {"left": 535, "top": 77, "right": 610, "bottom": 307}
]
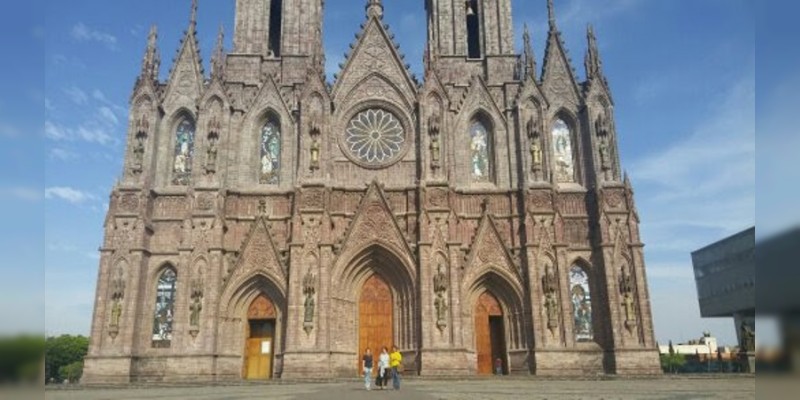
[
  {"left": 331, "top": 17, "right": 417, "bottom": 107},
  {"left": 464, "top": 215, "right": 518, "bottom": 277},
  {"left": 224, "top": 216, "right": 287, "bottom": 289},
  {"left": 163, "top": 34, "right": 204, "bottom": 109}
]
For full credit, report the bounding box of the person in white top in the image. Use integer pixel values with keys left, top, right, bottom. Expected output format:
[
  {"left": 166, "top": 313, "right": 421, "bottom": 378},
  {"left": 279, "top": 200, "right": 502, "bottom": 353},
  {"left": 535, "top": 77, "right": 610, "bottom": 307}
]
[{"left": 377, "top": 347, "right": 390, "bottom": 390}]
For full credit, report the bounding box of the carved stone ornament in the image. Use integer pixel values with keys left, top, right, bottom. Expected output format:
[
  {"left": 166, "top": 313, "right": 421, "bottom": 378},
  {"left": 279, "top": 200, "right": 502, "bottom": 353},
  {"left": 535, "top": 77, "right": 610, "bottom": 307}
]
[
  {"left": 119, "top": 193, "right": 140, "bottom": 213},
  {"left": 131, "top": 131, "right": 147, "bottom": 175},
  {"left": 189, "top": 276, "right": 204, "bottom": 338},
  {"left": 205, "top": 130, "right": 219, "bottom": 175},
  {"left": 108, "top": 267, "right": 126, "bottom": 338},
  {"left": 309, "top": 118, "right": 321, "bottom": 171},
  {"left": 429, "top": 111, "right": 442, "bottom": 169}
]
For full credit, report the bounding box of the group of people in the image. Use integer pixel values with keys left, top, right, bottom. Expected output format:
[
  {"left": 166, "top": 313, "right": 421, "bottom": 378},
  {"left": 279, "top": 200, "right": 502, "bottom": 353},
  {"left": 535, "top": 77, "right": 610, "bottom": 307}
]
[{"left": 361, "top": 346, "right": 402, "bottom": 391}]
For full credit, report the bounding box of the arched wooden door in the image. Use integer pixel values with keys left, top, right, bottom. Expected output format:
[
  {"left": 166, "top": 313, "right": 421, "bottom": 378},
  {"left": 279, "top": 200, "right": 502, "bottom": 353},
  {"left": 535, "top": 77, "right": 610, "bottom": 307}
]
[
  {"left": 244, "top": 294, "right": 276, "bottom": 380},
  {"left": 475, "top": 291, "right": 506, "bottom": 375},
  {"left": 358, "top": 275, "right": 393, "bottom": 375}
]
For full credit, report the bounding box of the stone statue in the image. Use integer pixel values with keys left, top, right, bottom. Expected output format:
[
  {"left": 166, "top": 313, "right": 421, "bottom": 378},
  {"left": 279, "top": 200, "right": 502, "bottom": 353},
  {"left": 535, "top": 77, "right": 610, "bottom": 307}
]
[
  {"left": 433, "top": 262, "right": 448, "bottom": 331},
  {"left": 619, "top": 266, "right": 636, "bottom": 328},
  {"left": 302, "top": 269, "right": 316, "bottom": 333},
  {"left": 110, "top": 299, "right": 122, "bottom": 327},
  {"left": 599, "top": 138, "right": 611, "bottom": 170},
  {"left": 132, "top": 134, "right": 145, "bottom": 173},
  {"left": 429, "top": 112, "right": 441, "bottom": 168},
  {"left": 205, "top": 134, "right": 218, "bottom": 174},
  {"left": 304, "top": 294, "right": 315, "bottom": 324},
  {"left": 542, "top": 266, "right": 559, "bottom": 331},
  {"left": 530, "top": 139, "right": 542, "bottom": 169},
  {"left": 310, "top": 138, "right": 320, "bottom": 169},
  {"left": 189, "top": 297, "right": 202, "bottom": 327}
]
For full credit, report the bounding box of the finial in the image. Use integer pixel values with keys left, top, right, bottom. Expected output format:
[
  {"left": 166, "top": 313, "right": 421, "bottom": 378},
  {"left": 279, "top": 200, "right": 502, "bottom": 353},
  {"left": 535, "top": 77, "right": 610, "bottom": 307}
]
[
  {"left": 140, "top": 25, "right": 160, "bottom": 82},
  {"left": 547, "top": 0, "right": 557, "bottom": 32},
  {"left": 211, "top": 24, "right": 225, "bottom": 81},
  {"left": 585, "top": 24, "right": 604, "bottom": 81},
  {"left": 366, "top": 0, "right": 384, "bottom": 19},
  {"left": 523, "top": 23, "right": 537, "bottom": 81}
]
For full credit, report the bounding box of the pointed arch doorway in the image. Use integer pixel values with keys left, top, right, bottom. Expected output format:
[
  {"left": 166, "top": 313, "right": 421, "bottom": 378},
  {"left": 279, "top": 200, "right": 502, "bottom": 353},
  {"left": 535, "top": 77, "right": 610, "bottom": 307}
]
[
  {"left": 475, "top": 291, "right": 507, "bottom": 375},
  {"left": 358, "top": 275, "right": 393, "bottom": 375},
  {"left": 244, "top": 294, "right": 276, "bottom": 380}
]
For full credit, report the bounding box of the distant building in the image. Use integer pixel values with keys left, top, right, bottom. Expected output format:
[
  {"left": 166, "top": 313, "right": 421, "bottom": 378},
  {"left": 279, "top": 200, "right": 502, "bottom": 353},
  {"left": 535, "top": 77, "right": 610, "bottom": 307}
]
[
  {"left": 691, "top": 227, "right": 755, "bottom": 370},
  {"left": 658, "top": 332, "right": 730, "bottom": 356}
]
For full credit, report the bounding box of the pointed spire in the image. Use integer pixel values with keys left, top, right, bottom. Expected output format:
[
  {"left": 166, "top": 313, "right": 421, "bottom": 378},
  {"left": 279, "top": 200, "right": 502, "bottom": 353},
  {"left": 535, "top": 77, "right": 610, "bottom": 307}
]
[
  {"left": 138, "top": 25, "right": 160, "bottom": 84},
  {"left": 523, "top": 24, "right": 537, "bottom": 81},
  {"left": 366, "top": 0, "right": 384, "bottom": 19},
  {"left": 211, "top": 25, "right": 225, "bottom": 81},
  {"left": 189, "top": 0, "right": 198, "bottom": 32},
  {"left": 585, "top": 24, "right": 604, "bottom": 81},
  {"left": 547, "top": 0, "right": 557, "bottom": 32}
]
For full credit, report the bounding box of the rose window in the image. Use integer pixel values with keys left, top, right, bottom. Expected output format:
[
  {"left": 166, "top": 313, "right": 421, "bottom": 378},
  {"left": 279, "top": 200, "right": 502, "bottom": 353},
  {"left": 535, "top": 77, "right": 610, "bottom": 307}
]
[{"left": 345, "top": 109, "right": 406, "bottom": 165}]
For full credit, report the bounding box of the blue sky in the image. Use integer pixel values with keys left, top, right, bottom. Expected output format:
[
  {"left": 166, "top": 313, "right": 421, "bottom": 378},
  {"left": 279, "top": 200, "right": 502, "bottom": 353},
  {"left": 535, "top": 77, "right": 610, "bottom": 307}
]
[{"left": 14, "top": 0, "right": 766, "bottom": 347}]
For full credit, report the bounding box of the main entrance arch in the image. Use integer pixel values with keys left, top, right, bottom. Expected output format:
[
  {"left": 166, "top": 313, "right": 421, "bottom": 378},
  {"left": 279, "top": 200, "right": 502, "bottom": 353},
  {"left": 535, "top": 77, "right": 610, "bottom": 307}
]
[
  {"left": 358, "top": 275, "right": 393, "bottom": 374},
  {"left": 245, "top": 294, "right": 276, "bottom": 380}
]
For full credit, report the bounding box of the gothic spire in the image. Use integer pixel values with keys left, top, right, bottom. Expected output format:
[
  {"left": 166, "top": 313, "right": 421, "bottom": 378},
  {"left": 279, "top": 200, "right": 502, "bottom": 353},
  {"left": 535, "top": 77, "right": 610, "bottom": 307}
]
[
  {"left": 366, "top": 0, "right": 384, "bottom": 20},
  {"left": 547, "top": 0, "right": 557, "bottom": 32},
  {"left": 523, "top": 23, "right": 537, "bottom": 81},
  {"left": 138, "top": 25, "right": 160, "bottom": 85},
  {"left": 211, "top": 25, "right": 225, "bottom": 82},
  {"left": 189, "top": 0, "right": 198, "bottom": 32},
  {"left": 585, "top": 24, "right": 604, "bottom": 82}
]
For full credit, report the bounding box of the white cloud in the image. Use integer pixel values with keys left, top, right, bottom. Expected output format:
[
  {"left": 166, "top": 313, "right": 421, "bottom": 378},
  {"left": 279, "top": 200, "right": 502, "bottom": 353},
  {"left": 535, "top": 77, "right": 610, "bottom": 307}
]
[
  {"left": 44, "top": 186, "right": 97, "bottom": 204},
  {"left": 98, "top": 106, "right": 119, "bottom": 126},
  {"left": 64, "top": 86, "right": 89, "bottom": 105},
  {"left": 49, "top": 148, "right": 79, "bottom": 161},
  {"left": 45, "top": 121, "right": 68, "bottom": 141},
  {"left": 71, "top": 22, "right": 118, "bottom": 50}
]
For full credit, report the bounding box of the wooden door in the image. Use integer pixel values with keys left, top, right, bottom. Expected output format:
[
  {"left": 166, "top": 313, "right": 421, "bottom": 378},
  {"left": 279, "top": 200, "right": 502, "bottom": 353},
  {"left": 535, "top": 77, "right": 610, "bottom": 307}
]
[
  {"left": 244, "top": 294, "right": 276, "bottom": 380},
  {"left": 475, "top": 291, "right": 503, "bottom": 375},
  {"left": 358, "top": 275, "right": 393, "bottom": 375}
]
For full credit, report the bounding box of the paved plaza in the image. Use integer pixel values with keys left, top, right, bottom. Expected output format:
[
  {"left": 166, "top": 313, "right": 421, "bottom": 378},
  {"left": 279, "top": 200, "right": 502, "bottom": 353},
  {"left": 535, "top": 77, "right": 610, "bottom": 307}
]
[{"left": 45, "top": 377, "right": 755, "bottom": 400}]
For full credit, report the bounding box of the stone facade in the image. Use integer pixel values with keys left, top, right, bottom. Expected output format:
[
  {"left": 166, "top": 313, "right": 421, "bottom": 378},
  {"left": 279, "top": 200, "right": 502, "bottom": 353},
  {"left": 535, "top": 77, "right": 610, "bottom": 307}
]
[{"left": 83, "top": 0, "right": 661, "bottom": 383}]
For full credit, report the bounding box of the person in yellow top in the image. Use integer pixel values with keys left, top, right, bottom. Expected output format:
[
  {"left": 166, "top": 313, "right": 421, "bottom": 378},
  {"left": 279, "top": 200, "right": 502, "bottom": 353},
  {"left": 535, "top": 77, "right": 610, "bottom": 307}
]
[{"left": 389, "top": 345, "right": 402, "bottom": 390}]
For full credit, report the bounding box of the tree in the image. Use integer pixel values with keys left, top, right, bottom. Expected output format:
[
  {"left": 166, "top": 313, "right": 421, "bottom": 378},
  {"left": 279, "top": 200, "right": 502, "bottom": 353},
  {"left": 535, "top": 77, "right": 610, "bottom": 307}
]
[
  {"left": 58, "top": 361, "right": 84, "bottom": 383},
  {"left": 660, "top": 352, "right": 687, "bottom": 374},
  {"left": 44, "top": 335, "right": 89, "bottom": 383},
  {"left": 0, "top": 335, "right": 45, "bottom": 384}
]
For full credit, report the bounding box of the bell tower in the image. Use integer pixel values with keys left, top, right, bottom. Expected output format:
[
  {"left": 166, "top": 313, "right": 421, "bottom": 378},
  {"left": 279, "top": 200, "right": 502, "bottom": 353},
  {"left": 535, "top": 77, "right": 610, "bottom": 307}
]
[
  {"left": 426, "top": 0, "right": 517, "bottom": 84},
  {"left": 233, "top": 0, "right": 323, "bottom": 59}
]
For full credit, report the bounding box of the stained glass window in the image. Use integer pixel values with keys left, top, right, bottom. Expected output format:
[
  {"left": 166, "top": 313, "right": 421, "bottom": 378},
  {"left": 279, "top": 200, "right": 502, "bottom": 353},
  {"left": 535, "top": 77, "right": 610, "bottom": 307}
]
[
  {"left": 552, "top": 119, "right": 575, "bottom": 183},
  {"left": 345, "top": 108, "right": 405, "bottom": 165},
  {"left": 260, "top": 120, "right": 281, "bottom": 184},
  {"left": 570, "top": 265, "right": 593, "bottom": 342},
  {"left": 152, "top": 268, "right": 177, "bottom": 345},
  {"left": 470, "top": 121, "right": 491, "bottom": 181},
  {"left": 172, "top": 118, "right": 195, "bottom": 185}
]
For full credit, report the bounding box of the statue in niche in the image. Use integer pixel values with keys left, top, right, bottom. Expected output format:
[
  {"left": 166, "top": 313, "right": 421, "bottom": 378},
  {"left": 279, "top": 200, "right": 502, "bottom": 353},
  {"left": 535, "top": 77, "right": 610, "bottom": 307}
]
[
  {"left": 302, "top": 268, "right": 316, "bottom": 333},
  {"left": 189, "top": 276, "right": 203, "bottom": 334},
  {"left": 527, "top": 117, "right": 543, "bottom": 176},
  {"left": 542, "top": 265, "right": 559, "bottom": 331},
  {"left": 309, "top": 119, "right": 321, "bottom": 171},
  {"left": 429, "top": 111, "right": 442, "bottom": 168},
  {"left": 433, "top": 262, "right": 448, "bottom": 331},
  {"left": 619, "top": 266, "right": 636, "bottom": 329},
  {"left": 132, "top": 132, "right": 146, "bottom": 174},
  {"left": 110, "top": 299, "right": 122, "bottom": 328},
  {"left": 205, "top": 131, "right": 219, "bottom": 175}
]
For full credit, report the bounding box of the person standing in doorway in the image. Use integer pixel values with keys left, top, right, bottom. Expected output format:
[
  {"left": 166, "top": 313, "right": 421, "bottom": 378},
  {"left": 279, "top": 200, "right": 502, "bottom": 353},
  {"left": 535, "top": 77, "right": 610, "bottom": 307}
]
[
  {"left": 362, "top": 348, "right": 373, "bottom": 391},
  {"left": 378, "top": 347, "right": 390, "bottom": 390},
  {"left": 389, "top": 346, "right": 402, "bottom": 390},
  {"left": 495, "top": 357, "right": 503, "bottom": 375}
]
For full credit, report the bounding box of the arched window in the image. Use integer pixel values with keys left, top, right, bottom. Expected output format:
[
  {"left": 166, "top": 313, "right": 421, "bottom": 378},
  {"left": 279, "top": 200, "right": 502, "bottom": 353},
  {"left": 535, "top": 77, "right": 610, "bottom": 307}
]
[
  {"left": 172, "top": 117, "right": 196, "bottom": 185},
  {"left": 569, "top": 265, "right": 593, "bottom": 342},
  {"left": 465, "top": 0, "right": 481, "bottom": 59},
  {"left": 259, "top": 118, "right": 281, "bottom": 184},
  {"left": 469, "top": 120, "right": 491, "bottom": 181},
  {"left": 551, "top": 118, "right": 575, "bottom": 183},
  {"left": 152, "top": 268, "right": 177, "bottom": 346}
]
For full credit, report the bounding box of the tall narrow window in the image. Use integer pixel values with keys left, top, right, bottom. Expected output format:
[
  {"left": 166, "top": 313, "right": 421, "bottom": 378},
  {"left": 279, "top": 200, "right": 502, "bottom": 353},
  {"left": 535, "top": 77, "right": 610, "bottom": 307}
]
[
  {"left": 172, "top": 117, "right": 196, "bottom": 185},
  {"left": 465, "top": 0, "right": 481, "bottom": 58},
  {"left": 268, "top": 0, "right": 283, "bottom": 57},
  {"left": 569, "top": 265, "right": 594, "bottom": 342},
  {"left": 552, "top": 118, "right": 575, "bottom": 183},
  {"left": 152, "top": 268, "right": 177, "bottom": 347},
  {"left": 260, "top": 119, "right": 281, "bottom": 184},
  {"left": 469, "top": 120, "right": 491, "bottom": 181}
]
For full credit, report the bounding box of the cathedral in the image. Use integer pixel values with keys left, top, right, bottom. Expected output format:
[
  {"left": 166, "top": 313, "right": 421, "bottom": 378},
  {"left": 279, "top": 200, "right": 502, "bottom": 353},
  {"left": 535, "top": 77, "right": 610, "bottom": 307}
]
[{"left": 83, "top": 0, "right": 661, "bottom": 383}]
